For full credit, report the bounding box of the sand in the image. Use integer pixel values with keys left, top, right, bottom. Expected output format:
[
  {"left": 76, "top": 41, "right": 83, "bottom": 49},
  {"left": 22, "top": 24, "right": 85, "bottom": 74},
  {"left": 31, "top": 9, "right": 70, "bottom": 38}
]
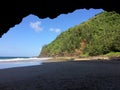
[{"left": 0, "top": 59, "right": 120, "bottom": 90}]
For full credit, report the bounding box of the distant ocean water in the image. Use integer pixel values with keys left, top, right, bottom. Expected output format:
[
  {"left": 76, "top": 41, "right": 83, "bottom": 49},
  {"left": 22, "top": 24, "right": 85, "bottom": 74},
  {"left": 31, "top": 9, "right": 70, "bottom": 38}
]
[
  {"left": 0, "top": 57, "right": 51, "bottom": 69},
  {"left": 0, "top": 56, "right": 34, "bottom": 61},
  {"left": 0, "top": 56, "right": 29, "bottom": 60}
]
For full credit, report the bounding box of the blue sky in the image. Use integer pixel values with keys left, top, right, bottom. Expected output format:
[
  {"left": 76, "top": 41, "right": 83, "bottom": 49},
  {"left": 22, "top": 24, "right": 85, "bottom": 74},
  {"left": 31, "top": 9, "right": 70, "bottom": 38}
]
[{"left": 0, "top": 8, "right": 103, "bottom": 57}]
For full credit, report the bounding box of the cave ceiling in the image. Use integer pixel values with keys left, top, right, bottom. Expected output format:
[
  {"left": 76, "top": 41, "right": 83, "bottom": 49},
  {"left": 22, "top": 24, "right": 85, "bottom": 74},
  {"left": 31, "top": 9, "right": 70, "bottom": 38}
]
[{"left": 0, "top": 0, "right": 119, "bottom": 37}]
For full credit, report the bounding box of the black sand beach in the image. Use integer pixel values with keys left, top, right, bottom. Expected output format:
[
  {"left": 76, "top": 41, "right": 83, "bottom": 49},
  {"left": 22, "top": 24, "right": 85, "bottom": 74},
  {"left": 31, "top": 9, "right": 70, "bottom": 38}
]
[{"left": 0, "top": 59, "right": 120, "bottom": 90}]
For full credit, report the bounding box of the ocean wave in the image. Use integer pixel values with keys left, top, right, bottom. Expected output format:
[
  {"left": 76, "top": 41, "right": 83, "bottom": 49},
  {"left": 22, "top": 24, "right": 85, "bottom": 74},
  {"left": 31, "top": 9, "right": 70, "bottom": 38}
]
[{"left": 0, "top": 57, "right": 52, "bottom": 62}]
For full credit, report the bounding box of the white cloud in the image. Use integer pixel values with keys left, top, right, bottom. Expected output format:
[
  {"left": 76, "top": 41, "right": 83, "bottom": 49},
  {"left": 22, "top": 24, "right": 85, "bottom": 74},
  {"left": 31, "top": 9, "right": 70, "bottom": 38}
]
[
  {"left": 55, "top": 28, "right": 61, "bottom": 33},
  {"left": 30, "top": 21, "right": 43, "bottom": 32},
  {"left": 50, "top": 28, "right": 54, "bottom": 31},
  {"left": 49, "top": 28, "right": 61, "bottom": 33}
]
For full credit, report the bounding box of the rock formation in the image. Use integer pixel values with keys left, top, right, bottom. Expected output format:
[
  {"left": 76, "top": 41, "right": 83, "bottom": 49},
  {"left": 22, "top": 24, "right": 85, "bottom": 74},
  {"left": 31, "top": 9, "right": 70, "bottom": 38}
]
[{"left": 0, "top": 0, "right": 119, "bottom": 37}]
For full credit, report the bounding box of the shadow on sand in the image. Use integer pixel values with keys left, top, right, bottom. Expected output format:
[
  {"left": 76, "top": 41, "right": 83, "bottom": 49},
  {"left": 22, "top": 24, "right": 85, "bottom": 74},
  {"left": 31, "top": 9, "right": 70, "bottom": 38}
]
[{"left": 0, "top": 58, "right": 120, "bottom": 90}]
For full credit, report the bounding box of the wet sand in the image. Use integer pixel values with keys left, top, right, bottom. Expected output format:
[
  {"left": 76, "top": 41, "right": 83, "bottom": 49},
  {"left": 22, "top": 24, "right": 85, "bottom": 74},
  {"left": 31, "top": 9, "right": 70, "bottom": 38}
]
[{"left": 0, "top": 59, "right": 120, "bottom": 90}]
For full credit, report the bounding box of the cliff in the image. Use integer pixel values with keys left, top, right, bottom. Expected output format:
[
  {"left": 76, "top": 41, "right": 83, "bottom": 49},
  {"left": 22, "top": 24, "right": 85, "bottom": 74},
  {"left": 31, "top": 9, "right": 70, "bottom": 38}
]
[{"left": 39, "top": 11, "right": 120, "bottom": 57}]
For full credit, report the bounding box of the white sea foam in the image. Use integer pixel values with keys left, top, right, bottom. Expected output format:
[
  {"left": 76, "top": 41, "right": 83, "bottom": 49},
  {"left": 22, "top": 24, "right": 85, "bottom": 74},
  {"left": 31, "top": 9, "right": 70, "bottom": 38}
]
[
  {"left": 0, "top": 57, "right": 52, "bottom": 69},
  {"left": 0, "top": 61, "right": 42, "bottom": 69},
  {"left": 0, "top": 57, "right": 52, "bottom": 62}
]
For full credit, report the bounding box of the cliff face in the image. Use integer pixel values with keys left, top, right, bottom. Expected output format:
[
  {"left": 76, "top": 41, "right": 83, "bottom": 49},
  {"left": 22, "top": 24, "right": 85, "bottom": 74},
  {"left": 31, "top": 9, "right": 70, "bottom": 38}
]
[
  {"left": 0, "top": 0, "right": 120, "bottom": 37},
  {"left": 39, "top": 11, "right": 120, "bottom": 57}
]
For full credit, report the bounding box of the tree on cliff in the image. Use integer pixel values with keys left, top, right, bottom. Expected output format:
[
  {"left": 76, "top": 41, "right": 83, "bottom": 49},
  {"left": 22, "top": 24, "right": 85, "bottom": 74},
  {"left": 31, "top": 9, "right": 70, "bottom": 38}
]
[{"left": 39, "top": 11, "right": 120, "bottom": 57}]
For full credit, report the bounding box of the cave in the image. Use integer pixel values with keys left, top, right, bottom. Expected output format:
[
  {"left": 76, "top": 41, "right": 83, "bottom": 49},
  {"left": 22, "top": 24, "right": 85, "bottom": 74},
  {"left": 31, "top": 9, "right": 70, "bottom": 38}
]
[{"left": 0, "top": 0, "right": 119, "bottom": 37}]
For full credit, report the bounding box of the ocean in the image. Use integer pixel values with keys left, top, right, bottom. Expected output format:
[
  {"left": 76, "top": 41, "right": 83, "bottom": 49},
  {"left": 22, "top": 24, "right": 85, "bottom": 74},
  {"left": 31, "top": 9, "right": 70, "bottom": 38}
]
[
  {"left": 0, "top": 56, "right": 29, "bottom": 60},
  {"left": 0, "top": 57, "right": 50, "bottom": 69}
]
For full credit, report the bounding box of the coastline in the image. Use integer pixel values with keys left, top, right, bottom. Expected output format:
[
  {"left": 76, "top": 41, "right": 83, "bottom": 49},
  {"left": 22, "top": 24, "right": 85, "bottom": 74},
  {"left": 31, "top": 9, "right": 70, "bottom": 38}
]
[
  {"left": 0, "top": 57, "right": 52, "bottom": 69},
  {"left": 0, "top": 57, "right": 120, "bottom": 89},
  {"left": 47, "top": 56, "right": 120, "bottom": 62},
  {"left": 0, "top": 56, "right": 119, "bottom": 70}
]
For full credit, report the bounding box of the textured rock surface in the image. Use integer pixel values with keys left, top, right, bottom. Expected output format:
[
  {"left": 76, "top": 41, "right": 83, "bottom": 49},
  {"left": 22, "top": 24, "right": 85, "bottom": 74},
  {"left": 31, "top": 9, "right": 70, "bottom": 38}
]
[{"left": 0, "top": 0, "right": 119, "bottom": 37}]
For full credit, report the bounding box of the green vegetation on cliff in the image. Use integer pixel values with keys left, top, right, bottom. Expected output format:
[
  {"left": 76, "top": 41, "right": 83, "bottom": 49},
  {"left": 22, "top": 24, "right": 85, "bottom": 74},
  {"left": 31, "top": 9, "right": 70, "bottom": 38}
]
[{"left": 39, "top": 11, "right": 120, "bottom": 57}]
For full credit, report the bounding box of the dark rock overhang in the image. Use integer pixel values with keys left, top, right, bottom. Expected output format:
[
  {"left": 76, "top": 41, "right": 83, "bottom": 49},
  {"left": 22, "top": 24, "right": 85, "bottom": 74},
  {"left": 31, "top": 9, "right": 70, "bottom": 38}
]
[{"left": 0, "top": 0, "right": 119, "bottom": 37}]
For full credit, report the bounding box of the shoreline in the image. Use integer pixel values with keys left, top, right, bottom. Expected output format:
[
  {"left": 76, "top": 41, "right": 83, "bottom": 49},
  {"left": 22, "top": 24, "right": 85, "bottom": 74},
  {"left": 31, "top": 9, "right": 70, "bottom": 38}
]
[
  {"left": 0, "top": 58, "right": 120, "bottom": 89},
  {"left": 0, "top": 57, "right": 52, "bottom": 69},
  {"left": 0, "top": 55, "right": 119, "bottom": 63},
  {"left": 48, "top": 56, "right": 120, "bottom": 61},
  {"left": 0, "top": 57, "right": 52, "bottom": 63},
  {"left": 0, "top": 56, "right": 119, "bottom": 70}
]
